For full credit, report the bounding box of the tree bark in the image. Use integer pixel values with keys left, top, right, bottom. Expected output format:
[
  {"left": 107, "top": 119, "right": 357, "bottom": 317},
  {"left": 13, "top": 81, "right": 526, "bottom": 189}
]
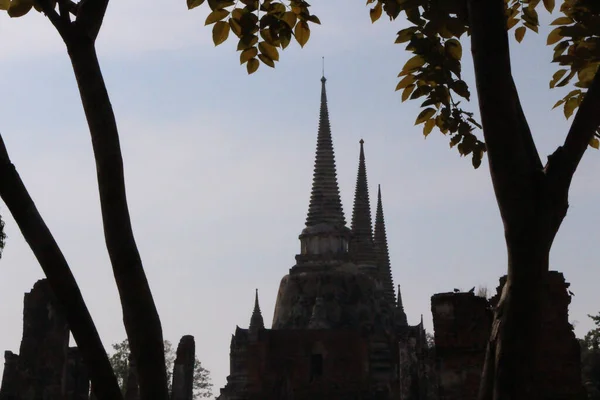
[
  {"left": 0, "top": 133, "right": 123, "bottom": 400},
  {"left": 63, "top": 33, "right": 169, "bottom": 400}
]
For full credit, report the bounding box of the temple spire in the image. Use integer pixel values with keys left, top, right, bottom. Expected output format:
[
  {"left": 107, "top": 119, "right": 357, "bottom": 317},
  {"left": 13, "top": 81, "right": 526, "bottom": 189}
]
[
  {"left": 304, "top": 75, "right": 346, "bottom": 228},
  {"left": 374, "top": 185, "right": 396, "bottom": 305},
  {"left": 249, "top": 289, "right": 264, "bottom": 331},
  {"left": 350, "top": 140, "right": 377, "bottom": 266}
]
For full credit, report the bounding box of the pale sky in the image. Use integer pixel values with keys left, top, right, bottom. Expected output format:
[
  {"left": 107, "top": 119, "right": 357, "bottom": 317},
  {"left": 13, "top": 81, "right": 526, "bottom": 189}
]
[{"left": 0, "top": 0, "right": 599, "bottom": 394}]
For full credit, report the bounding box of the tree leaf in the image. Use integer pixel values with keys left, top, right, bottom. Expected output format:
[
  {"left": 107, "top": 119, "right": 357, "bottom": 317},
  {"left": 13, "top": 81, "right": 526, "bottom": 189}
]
[
  {"left": 212, "top": 21, "right": 230, "bottom": 46},
  {"left": 543, "top": 0, "right": 555, "bottom": 13},
  {"left": 240, "top": 47, "right": 257, "bottom": 64},
  {"left": 395, "top": 27, "right": 417, "bottom": 44},
  {"left": 564, "top": 97, "right": 578, "bottom": 119},
  {"left": 515, "top": 26, "right": 526, "bottom": 43},
  {"left": 547, "top": 27, "right": 563, "bottom": 45},
  {"left": 370, "top": 1, "right": 382, "bottom": 23},
  {"left": 395, "top": 75, "right": 415, "bottom": 91},
  {"left": 423, "top": 119, "right": 435, "bottom": 137},
  {"left": 590, "top": 138, "right": 600, "bottom": 150},
  {"left": 552, "top": 99, "right": 565, "bottom": 109},
  {"left": 307, "top": 15, "right": 321, "bottom": 25},
  {"left": 8, "top": 0, "right": 33, "bottom": 17},
  {"left": 247, "top": 58, "right": 259, "bottom": 74},
  {"left": 229, "top": 18, "right": 242, "bottom": 37},
  {"left": 294, "top": 21, "right": 310, "bottom": 48},
  {"left": 402, "top": 55, "right": 425, "bottom": 72},
  {"left": 578, "top": 64, "right": 599, "bottom": 87},
  {"left": 550, "top": 16, "right": 573, "bottom": 25},
  {"left": 281, "top": 11, "right": 296, "bottom": 28},
  {"left": 258, "top": 41, "right": 279, "bottom": 62},
  {"left": 415, "top": 108, "right": 436, "bottom": 125},
  {"left": 187, "top": 0, "right": 205, "bottom": 9},
  {"left": 205, "top": 9, "right": 229, "bottom": 25},
  {"left": 445, "top": 39, "right": 462, "bottom": 60},
  {"left": 0, "top": 0, "right": 10, "bottom": 10},
  {"left": 402, "top": 84, "right": 415, "bottom": 102},
  {"left": 258, "top": 53, "right": 275, "bottom": 68},
  {"left": 550, "top": 69, "right": 568, "bottom": 88}
]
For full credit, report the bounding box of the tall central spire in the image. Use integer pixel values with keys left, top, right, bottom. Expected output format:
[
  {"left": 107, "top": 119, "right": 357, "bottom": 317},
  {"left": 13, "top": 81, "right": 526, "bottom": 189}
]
[
  {"left": 350, "top": 140, "right": 377, "bottom": 266},
  {"left": 304, "top": 76, "right": 346, "bottom": 228}
]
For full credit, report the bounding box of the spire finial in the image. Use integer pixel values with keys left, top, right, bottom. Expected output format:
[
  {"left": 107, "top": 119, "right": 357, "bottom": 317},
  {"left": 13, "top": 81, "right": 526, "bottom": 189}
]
[{"left": 321, "top": 57, "right": 325, "bottom": 82}]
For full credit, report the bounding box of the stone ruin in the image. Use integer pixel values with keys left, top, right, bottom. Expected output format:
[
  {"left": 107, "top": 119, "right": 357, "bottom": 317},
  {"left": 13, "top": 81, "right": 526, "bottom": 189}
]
[
  {"left": 430, "top": 271, "right": 587, "bottom": 400},
  {"left": 0, "top": 279, "right": 197, "bottom": 400}
]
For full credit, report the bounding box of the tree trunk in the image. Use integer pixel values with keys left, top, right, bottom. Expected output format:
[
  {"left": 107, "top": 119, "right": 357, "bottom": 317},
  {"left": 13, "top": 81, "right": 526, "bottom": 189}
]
[
  {"left": 0, "top": 134, "right": 123, "bottom": 400},
  {"left": 64, "top": 34, "right": 169, "bottom": 400}
]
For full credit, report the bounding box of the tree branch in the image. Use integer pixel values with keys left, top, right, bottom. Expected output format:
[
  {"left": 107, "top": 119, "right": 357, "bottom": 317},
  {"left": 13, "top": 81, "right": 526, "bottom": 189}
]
[
  {"left": 549, "top": 69, "right": 600, "bottom": 189},
  {"left": 0, "top": 132, "right": 123, "bottom": 400},
  {"left": 75, "top": 0, "right": 109, "bottom": 41},
  {"left": 467, "top": 0, "right": 541, "bottom": 224}
]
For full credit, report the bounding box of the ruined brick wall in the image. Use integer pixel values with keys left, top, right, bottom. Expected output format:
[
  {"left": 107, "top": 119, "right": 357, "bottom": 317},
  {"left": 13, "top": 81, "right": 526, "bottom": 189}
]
[{"left": 430, "top": 292, "right": 492, "bottom": 400}]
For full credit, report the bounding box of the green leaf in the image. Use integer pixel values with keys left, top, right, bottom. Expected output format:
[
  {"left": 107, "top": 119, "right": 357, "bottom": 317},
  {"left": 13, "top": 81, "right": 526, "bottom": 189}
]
[
  {"left": 444, "top": 39, "right": 462, "bottom": 60},
  {"left": 515, "top": 26, "right": 526, "bottom": 43},
  {"left": 212, "top": 21, "right": 230, "bottom": 46},
  {"left": 547, "top": 27, "right": 562, "bottom": 45},
  {"left": 205, "top": 9, "right": 229, "bottom": 25},
  {"left": 294, "top": 21, "right": 310, "bottom": 48},
  {"left": 187, "top": 0, "right": 205, "bottom": 9},
  {"left": 395, "top": 75, "right": 415, "bottom": 91},
  {"left": 415, "top": 108, "right": 436, "bottom": 125},
  {"left": 590, "top": 138, "right": 600, "bottom": 150},
  {"left": 370, "top": 1, "right": 382, "bottom": 23},
  {"left": 240, "top": 47, "right": 257, "bottom": 64},
  {"left": 550, "top": 69, "right": 568, "bottom": 88},
  {"left": 258, "top": 41, "right": 279, "bottom": 62},
  {"left": 402, "top": 55, "right": 425, "bottom": 72},
  {"left": 247, "top": 58, "right": 259, "bottom": 74},
  {"left": 543, "top": 0, "right": 555, "bottom": 13}
]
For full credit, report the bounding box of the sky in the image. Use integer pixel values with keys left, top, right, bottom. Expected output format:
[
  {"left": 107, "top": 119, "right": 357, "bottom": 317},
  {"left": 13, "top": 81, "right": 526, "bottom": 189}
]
[{"left": 0, "top": 0, "right": 599, "bottom": 394}]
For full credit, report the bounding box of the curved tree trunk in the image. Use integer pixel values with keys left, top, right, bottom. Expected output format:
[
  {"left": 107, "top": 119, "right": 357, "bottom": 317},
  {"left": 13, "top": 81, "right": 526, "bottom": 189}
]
[
  {"left": 64, "top": 34, "right": 169, "bottom": 400},
  {"left": 0, "top": 134, "right": 123, "bottom": 400}
]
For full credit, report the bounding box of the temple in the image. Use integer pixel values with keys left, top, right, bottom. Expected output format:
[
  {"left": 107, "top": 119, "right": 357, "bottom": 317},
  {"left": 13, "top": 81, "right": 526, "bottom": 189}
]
[{"left": 217, "top": 76, "right": 431, "bottom": 400}]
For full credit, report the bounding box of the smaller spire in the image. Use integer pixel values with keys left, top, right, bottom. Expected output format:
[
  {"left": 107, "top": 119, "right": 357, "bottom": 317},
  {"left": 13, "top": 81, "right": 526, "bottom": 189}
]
[
  {"left": 249, "top": 289, "right": 265, "bottom": 331},
  {"left": 374, "top": 185, "right": 395, "bottom": 305},
  {"left": 397, "top": 285, "right": 404, "bottom": 311},
  {"left": 396, "top": 284, "right": 408, "bottom": 326}
]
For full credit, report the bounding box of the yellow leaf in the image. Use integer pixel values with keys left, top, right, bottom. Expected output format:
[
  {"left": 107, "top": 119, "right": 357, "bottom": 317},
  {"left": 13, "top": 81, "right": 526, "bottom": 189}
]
[
  {"left": 229, "top": 18, "right": 242, "bottom": 37},
  {"left": 281, "top": 11, "right": 296, "bottom": 28},
  {"left": 8, "top": 0, "right": 33, "bottom": 17},
  {"left": 395, "top": 75, "right": 415, "bottom": 91},
  {"left": 515, "top": 26, "right": 526, "bottom": 43},
  {"left": 212, "top": 21, "right": 230, "bottom": 46},
  {"left": 307, "top": 15, "right": 321, "bottom": 25},
  {"left": 402, "top": 55, "right": 425, "bottom": 72},
  {"left": 590, "top": 138, "right": 600, "bottom": 150},
  {"left": 240, "top": 47, "right": 257, "bottom": 64},
  {"left": 402, "top": 84, "right": 415, "bottom": 102},
  {"left": 578, "top": 64, "right": 599, "bottom": 87},
  {"left": 550, "top": 69, "right": 567, "bottom": 88},
  {"left": 370, "top": 1, "right": 382, "bottom": 23},
  {"left": 415, "top": 108, "right": 436, "bottom": 125},
  {"left": 552, "top": 99, "right": 565, "bottom": 109},
  {"left": 258, "top": 41, "right": 279, "bottom": 62},
  {"left": 506, "top": 17, "right": 519, "bottom": 30},
  {"left": 294, "top": 21, "right": 310, "bottom": 48},
  {"left": 205, "top": 9, "right": 229, "bottom": 25},
  {"left": 551, "top": 16, "right": 573, "bottom": 25},
  {"left": 0, "top": 0, "right": 10, "bottom": 10},
  {"left": 547, "top": 27, "right": 562, "bottom": 45},
  {"left": 423, "top": 119, "right": 435, "bottom": 137},
  {"left": 564, "top": 97, "right": 578, "bottom": 119},
  {"left": 187, "top": 0, "right": 205, "bottom": 9},
  {"left": 444, "top": 39, "right": 462, "bottom": 60},
  {"left": 543, "top": 0, "right": 554, "bottom": 13},
  {"left": 231, "top": 8, "right": 242, "bottom": 20},
  {"left": 247, "top": 58, "right": 259, "bottom": 74},
  {"left": 258, "top": 54, "right": 275, "bottom": 68}
]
